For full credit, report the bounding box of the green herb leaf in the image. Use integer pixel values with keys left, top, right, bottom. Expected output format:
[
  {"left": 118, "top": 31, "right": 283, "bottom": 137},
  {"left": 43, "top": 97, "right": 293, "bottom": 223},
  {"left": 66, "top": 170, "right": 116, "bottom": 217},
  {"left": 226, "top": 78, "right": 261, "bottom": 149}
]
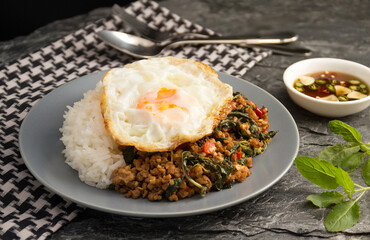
[
  {"left": 108, "top": 183, "right": 115, "bottom": 190},
  {"left": 181, "top": 151, "right": 208, "bottom": 196},
  {"left": 324, "top": 200, "right": 360, "bottom": 232},
  {"left": 362, "top": 158, "right": 370, "bottom": 186},
  {"left": 328, "top": 120, "right": 362, "bottom": 143},
  {"left": 296, "top": 121, "right": 369, "bottom": 232},
  {"left": 318, "top": 143, "right": 360, "bottom": 166},
  {"left": 344, "top": 142, "right": 361, "bottom": 149},
  {"left": 360, "top": 144, "right": 370, "bottom": 155},
  {"left": 335, "top": 168, "right": 355, "bottom": 198},
  {"left": 295, "top": 156, "right": 339, "bottom": 189},
  {"left": 318, "top": 144, "right": 342, "bottom": 163},
  {"left": 121, "top": 146, "right": 136, "bottom": 165},
  {"left": 165, "top": 178, "right": 183, "bottom": 199},
  {"left": 306, "top": 191, "right": 345, "bottom": 208},
  {"left": 339, "top": 152, "right": 365, "bottom": 172}
]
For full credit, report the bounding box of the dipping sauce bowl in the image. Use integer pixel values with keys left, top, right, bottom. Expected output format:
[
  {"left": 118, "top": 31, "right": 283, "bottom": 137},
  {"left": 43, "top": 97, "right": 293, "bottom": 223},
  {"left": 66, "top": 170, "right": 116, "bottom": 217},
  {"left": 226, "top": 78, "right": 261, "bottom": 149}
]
[{"left": 283, "top": 58, "right": 370, "bottom": 117}]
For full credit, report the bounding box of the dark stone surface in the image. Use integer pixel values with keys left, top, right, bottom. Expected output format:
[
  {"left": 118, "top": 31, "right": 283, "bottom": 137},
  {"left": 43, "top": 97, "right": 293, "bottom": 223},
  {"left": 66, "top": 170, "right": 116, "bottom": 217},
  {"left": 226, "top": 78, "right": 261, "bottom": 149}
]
[{"left": 1, "top": 0, "right": 369, "bottom": 239}]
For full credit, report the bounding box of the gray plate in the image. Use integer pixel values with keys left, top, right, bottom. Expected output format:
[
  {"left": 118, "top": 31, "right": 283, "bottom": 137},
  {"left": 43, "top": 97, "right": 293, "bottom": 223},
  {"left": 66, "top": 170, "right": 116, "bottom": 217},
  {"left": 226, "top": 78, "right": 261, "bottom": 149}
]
[{"left": 19, "top": 71, "right": 299, "bottom": 218}]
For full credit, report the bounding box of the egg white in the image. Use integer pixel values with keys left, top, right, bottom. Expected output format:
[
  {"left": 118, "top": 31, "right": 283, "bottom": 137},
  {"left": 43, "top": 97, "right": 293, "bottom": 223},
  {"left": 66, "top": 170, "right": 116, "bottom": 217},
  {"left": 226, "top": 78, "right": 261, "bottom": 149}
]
[{"left": 101, "top": 57, "right": 233, "bottom": 152}]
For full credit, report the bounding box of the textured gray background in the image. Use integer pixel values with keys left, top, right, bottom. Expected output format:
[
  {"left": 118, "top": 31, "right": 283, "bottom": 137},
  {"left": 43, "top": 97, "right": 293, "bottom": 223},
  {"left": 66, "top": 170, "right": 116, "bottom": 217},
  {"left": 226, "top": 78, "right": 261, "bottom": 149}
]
[{"left": 1, "top": 0, "right": 369, "bottom": 239}]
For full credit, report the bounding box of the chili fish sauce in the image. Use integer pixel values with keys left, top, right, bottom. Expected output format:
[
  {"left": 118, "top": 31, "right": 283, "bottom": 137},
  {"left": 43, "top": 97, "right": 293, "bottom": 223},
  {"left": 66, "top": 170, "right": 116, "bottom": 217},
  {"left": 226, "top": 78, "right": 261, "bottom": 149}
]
[{"left": 293, "top": 71, "right": 369, "bottom": 101}]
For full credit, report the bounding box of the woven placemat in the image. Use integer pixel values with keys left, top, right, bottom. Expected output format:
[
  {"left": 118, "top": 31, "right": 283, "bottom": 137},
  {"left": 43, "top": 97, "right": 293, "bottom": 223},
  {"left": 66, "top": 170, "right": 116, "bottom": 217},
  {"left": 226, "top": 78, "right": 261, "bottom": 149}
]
[{"left": 0, "top": 0, "right": 270, "bottom": 239}]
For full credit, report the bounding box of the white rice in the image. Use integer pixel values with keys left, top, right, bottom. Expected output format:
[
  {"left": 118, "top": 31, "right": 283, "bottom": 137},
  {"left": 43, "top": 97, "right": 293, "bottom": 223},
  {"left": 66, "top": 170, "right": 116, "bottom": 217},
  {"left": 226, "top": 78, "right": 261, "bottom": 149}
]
[{"left": 60, "top": 82, "right": 125, "bottom": 189}]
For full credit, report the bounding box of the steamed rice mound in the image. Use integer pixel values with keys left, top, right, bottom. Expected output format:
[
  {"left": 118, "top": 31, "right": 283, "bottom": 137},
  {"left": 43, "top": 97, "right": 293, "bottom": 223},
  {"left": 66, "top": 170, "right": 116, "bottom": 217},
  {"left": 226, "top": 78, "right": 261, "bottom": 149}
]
[{"left": 60, "top": 83, "right": 125, "bottom": 189}]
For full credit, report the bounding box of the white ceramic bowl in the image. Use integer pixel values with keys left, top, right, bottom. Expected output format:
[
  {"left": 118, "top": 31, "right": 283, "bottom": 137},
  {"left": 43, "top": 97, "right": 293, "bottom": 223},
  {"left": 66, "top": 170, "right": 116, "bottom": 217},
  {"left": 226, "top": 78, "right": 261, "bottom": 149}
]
[{"left": 283, "top": 58, "right": 370, "bottom": 117}]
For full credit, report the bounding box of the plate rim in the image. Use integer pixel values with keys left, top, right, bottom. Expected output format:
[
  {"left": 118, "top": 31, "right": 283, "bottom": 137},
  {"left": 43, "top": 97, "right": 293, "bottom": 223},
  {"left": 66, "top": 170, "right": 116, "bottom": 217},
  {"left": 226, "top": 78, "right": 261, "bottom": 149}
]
[{"left": 19, "top": 71, "right": 299, "bottom": 218}]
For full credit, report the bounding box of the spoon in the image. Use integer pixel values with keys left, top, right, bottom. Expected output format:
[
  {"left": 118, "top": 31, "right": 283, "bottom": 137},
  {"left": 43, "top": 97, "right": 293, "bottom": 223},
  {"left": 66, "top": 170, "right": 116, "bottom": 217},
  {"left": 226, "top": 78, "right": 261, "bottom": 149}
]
[
  {"left": 112, "top": 4, "right": 208, "bottom": 42},
  {"left": 97, "top": 30, "right": 311, "bottom": 58}
]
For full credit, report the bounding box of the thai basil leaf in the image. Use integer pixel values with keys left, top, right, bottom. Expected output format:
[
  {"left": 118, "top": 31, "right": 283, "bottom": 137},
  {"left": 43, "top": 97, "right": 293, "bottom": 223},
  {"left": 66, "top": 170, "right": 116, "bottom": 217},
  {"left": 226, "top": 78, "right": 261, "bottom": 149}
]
[
  {"left": 339, "top": 152, "right": 364, "bottom": 172},
  {"left": 108, "top": 183, "right": 115, "bottom": 190},
  {"left": 335, "top": 168, "right": 355, "bottom": 198},
  {"left": 214, "top": 137, "right": 227, "bottom": 142},
  {"left": 213, "top": 163, "right": 234, "bottom": 190},
  {"left": 344, "top": 142, "right": 362, "bottom": 149},
  {"left": 121, "top": 146, "right": 136, "bottom": 165},
  {"left": 242, "top": 146, "right": 254, "bottom": 157},
  {"left": 147, "top": 151, "right": 160, "bottom": 157},
  {"left": 295, "top": 156, "right": 339, "bottom": 189},
  {"left": 222, "top": 180, "right": 235, "bottom": 189},
  {"left": 237, "top": 155, "right": 247, "bottom": 165},
  {"left": 328, "top": 120, "right": 362, "bottom": 144},
  {"left": 229, "top": 141, "right": 244, "bottom": 155},
  {"left": 362, "top": 158, "right": 370, "bottom": 186},
  {"left": 318, "top": 144, "right": 342, "bottom": 163},
  {"left": 183, "top": 151, "right": 234, "bottom": 191},
  {"left": 228, "top": 112, "right": 256, "bottom": 125},
  {"left": 203, "top": 158, "right": 233, "bottom": 190},
  {"left": 324, "top": 200, "right": 360, "bottom": 232},
  {"left": 306, "top": 191, "right": 345, "bottom": 208},
  {"left": 181, "top": 151, "right": 208, "bottom": 196},
  {"left": 165, "top": 178, "right": 183, "bottom": 199},
  {"left": 231, "top": 140, "right": 260, "bottom": 159},
  {"left": 318, "top": 143, "right": 360, "bottom": 166},
  {"left": 233, "top": 92, "right": 244, "bottom": 100},
  {"left": 265, "top": 130, "right": 278, "bottom": 139},
  {"left": 214, "top": 119, "right": 238, "bottom": 133},
  {"left": 214, "top": 102, "right": 276, "bottom": 143},
  {"left": 360, "top": 144, "right": 370, "bottom": 155}
]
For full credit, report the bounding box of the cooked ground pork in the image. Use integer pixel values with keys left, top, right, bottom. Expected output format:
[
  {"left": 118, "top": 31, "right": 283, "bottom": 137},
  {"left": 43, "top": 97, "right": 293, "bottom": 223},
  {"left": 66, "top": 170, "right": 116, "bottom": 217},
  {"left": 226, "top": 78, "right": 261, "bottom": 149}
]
[{"left": 112, "top": 93, "right": 276, "bottom": 201}]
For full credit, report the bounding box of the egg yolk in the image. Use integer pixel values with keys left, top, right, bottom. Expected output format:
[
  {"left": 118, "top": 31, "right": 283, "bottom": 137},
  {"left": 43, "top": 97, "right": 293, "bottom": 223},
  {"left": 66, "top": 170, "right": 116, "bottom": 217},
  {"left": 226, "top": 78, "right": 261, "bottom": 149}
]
[{"left": 137, "top": 87, "right": 202, "bottom": 123}]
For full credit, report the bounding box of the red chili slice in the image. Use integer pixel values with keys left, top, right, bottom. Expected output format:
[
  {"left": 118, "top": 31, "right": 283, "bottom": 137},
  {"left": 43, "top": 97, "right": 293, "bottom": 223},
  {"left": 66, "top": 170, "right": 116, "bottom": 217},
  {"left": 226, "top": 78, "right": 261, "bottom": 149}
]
[
  {"left": 261, "top": 107, "right": 267, "bottom": 115},
  {"left": 255, "top": 107, "right": 263, "bottom": 118},
  {"left": 237, "top": 152, "right": 242, "bottom": 159},
  {"left": 231, "top": 101, "right": 237, "bottom": 109},
  {"left": 203, "top": 141, "right": 216, "bottom": 155}
]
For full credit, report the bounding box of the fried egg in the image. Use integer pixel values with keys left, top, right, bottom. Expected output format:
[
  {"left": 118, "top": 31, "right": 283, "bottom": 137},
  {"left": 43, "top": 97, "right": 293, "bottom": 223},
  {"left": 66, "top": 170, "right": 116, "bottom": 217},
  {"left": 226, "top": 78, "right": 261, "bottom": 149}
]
[{"left": 101, "top": 57, "right": 233, "bottom": 152}]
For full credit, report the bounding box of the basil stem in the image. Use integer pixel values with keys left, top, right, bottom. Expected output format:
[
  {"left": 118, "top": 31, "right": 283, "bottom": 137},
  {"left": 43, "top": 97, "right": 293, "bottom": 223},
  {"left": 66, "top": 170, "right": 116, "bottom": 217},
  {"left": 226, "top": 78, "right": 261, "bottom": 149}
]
[{"left": 181, "top": 151, "right": 208, "bottom": 196}]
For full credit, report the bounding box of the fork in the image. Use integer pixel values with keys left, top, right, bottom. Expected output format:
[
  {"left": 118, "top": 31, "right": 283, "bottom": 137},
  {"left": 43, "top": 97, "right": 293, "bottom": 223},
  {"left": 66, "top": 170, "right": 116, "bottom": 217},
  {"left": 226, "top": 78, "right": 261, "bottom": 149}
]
[
  {"left": 111, "top": 4, "right": 311, "bottom": 56},
  {"left": 112, "top": 4, "right": 208, "bottom": 42}
]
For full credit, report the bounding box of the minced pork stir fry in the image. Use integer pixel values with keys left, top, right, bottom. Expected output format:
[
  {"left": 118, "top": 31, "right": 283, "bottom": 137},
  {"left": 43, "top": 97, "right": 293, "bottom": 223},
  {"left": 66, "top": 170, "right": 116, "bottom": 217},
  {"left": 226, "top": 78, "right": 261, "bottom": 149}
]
[{"left": 111, "top": 92, "right": 277, "bottom": 201}]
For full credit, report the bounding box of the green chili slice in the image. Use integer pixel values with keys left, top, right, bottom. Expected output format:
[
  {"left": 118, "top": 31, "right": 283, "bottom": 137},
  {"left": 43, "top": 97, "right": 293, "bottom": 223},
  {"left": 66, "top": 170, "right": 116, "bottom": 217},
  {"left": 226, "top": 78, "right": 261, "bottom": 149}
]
[
  {"left": 294, "top": 82, "right": 304, "bottom": 88},
  {"left": 360, "top": 88, "right": 368, "bottom": 94},
  {"left": 331, "top": 79, "right": 338, "bottom": 85},
  {"left": 338, "top": 95, "right": 349, "bottom": 101},
  {"left": 359, "top": 84, "right": 367, "bottom": 89},
  {"left": 308, "top": 84, "right": 319, "bottom": 91},
  {"left": 315, "top": 79, "right": 327, "bottom": 85},
  {"left": 295, "top": 86, "right": 305, "bottom": 92},
  {"left": 326, "top": 84, "right": 336, "bottom": 93},
  {"left": 349, "top": 79, "right": 361, "bottom": 85}
]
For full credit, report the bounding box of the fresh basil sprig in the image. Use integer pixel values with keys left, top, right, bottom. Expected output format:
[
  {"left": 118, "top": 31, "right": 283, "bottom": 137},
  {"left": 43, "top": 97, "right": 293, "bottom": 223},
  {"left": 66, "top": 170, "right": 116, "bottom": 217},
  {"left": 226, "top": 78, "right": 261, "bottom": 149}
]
[
  {"left": 329, "top": 120, "right": 370, "bottom": 155},
  {"left": 328, "top": 120, "right": 362, "bottom": 143},
  {"left": 295, "top": 120, "right": 369, "bottom": 232}
]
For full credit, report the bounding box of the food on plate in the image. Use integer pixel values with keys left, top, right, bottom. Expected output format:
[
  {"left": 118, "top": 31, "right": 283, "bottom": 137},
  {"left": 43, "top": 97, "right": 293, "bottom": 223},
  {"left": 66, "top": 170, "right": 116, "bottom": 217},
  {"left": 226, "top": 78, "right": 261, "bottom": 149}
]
[
  {"left": 60, "top": 57, "right": 276, "bottom": 201},
  {"left": 112, "top": 92, "right": 276, "bottom": 201},
  {"left": 293, "top": 71, "right": 369, "bottom": 101},
  {"left": 101, "top": 57, "right": 233, "bottom": 152}
]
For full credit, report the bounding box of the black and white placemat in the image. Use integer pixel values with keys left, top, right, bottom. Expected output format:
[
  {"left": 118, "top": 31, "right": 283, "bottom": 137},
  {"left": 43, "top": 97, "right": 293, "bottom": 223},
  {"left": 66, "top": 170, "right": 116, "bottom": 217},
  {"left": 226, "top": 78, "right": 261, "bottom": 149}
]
[{"left": 0, "top": 0, "right": 271, "bottom": 239}]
